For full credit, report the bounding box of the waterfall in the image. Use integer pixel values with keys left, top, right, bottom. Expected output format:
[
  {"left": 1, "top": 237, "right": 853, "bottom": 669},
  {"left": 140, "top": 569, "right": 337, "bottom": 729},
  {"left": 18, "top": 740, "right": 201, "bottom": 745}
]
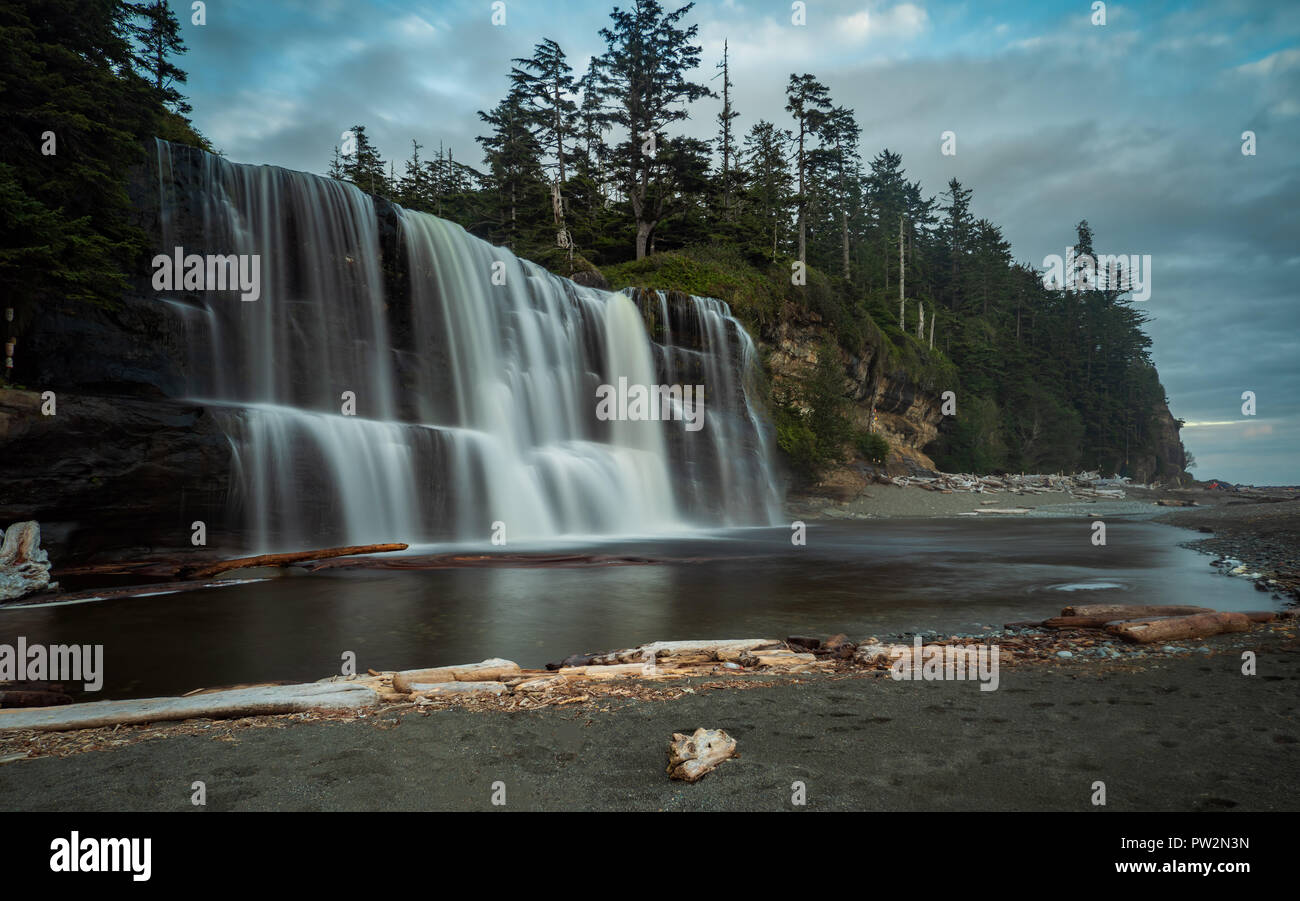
[{"left": 153, "top": 140, "right": 780, "bottom": 550}]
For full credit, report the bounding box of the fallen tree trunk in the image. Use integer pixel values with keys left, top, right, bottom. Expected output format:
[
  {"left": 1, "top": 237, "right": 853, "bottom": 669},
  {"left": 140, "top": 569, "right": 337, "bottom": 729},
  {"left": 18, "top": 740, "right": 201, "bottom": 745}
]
[
  {"left": 180, "top": 543, "right": 408, "bottom": 579},
  {"left": 300, "top": 552, "right": 675, "bottom": 572},
  {"left": 391, "top": 658, "right": 520, "bottom": 692},
  {"left": 0, "top": 682, "right": 378, "bottom": 731},
  {"left": 1061, "top": 604, "right": 1215, "bottom": 619},
  {"left": 1106, "top": 612, "right": 1252, "bottom": 644},
  {"left": 1044, "top": 606, "right": 1216, "bottom": 629}
]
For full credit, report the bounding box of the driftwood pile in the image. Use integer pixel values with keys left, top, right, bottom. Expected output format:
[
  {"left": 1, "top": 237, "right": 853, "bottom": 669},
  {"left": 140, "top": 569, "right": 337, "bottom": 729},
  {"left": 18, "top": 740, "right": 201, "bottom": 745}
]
[
  {"left": 0, "top": 638, "right": 832, "bottom": 732},
  {"left": 881, "top": 471, "right": 1134, "bottom": 502},
  {"left": 4, "top": 610, "right": 1291, "bottom": 732},
  {"left": 1036, "top": 603, "right": 1269, "bottom": 643}
]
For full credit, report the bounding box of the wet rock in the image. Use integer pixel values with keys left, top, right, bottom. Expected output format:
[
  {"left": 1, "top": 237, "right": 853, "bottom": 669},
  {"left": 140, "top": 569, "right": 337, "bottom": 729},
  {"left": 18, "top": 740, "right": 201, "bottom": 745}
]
[
  {"left": 0, "top": 390, "right": 236, "bottom": 561},
  {"left": 547, "top": 653, "right": 598, "bottom": 671},
  {"left": 570, "top": 268, "right": 610, "bottom": 291}
]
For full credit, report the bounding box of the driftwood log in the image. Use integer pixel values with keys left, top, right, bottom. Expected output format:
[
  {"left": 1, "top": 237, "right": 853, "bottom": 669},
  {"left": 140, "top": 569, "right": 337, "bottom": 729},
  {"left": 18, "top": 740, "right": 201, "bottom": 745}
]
[
  {"left": 0, "top": 682, "right": 378, "bottom": 731},
  {"left": 391, "top": 658, "right": 520, "bottom": 692},
  {"left": 1062, "top": 603, "right": 1215, "bottom": 618},
  {"left": 1044, "top": 605, "right": 1216, "bottom": 629},
  {"left": 667, "top": 728, "right": 738, "bottom": 782},
  {"left": 408, "top": 681, "right": 508, "bottom": 696},
  {"left": 1106, "top": 612, "right": 1252, "bottom": 644},
  {"left": 179, "top": 543, "right": 408, "bottom": 579},
  {"left": 50, "top": 544, "right": 410, "bottom": 586}
]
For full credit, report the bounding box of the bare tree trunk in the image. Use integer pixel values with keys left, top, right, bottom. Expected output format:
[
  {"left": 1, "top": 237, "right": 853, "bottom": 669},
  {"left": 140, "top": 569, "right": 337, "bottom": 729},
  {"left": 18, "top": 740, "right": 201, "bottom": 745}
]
[
  {"left": 898, "top": 214, "right": 905, "bottom": 328},
  {"left": 797, "top": 124, "right": 807, "bottom": 265},
  {"left": 841, "top": 208, "right": 850, "bottom": 280},
  {"left": 636, "top": 221, "right": 653, "bottom": 260}
]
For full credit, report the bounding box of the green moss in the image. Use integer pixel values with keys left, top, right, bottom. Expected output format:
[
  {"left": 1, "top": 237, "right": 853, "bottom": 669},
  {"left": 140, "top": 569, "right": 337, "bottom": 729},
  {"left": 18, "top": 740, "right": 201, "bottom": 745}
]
[{"left": 604, "top": 245, "right": 784, "bottom": 331}]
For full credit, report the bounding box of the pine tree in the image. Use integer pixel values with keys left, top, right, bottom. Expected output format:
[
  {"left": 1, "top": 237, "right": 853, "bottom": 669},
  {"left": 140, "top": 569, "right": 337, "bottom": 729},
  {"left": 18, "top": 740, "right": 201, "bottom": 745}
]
[
  {"left": 713, "top": 39, "right": 740, "bottom": 221},
  {"left": 817, "top": 105, "right": 858, "bottom": 279},
  {"left": 784, "top": 74, "right": 831, "bottom": 265},
  {"left": 595, "top": 0, "right": 713, "bottom": 259},
  {"left": 128, "top": 0, "right": 191, "bottom": 115},
  {"left": 477, "top": 94, "right": 546, "bottom": 249},
  {"left": 0, "top": 0, "right": 160, "bottom": 318},
  {"left": 509, "top": 39, "right": 578, "bottom": 187},
  {"left": 939, "top": 177, "right": 973, "bottom": 309},
  {"left": 741, "top": 120, "right": 793, "bottom": 260},
  {"left": 338, "top": 125, "right": 389, "bottom": 197}
]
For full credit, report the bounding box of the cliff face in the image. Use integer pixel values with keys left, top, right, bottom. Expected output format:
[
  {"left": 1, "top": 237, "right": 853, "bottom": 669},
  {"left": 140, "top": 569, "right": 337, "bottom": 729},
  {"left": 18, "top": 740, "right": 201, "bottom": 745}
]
[
  {"left": 1134, "top": 400, "right": 1189, "bottom": 486},
  {"left": 759, "top": 304, "right": 1190, "bottom": 499},
  {"left": 763, "top": 303, "right": 944, "bottom": 496}
]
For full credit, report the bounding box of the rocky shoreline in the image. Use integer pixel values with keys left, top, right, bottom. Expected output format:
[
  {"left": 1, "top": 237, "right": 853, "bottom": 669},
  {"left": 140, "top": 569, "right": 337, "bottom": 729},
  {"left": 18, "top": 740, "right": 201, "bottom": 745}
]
[{"left": 1151, "top": 491, "right": 1300, "bottom": 603}]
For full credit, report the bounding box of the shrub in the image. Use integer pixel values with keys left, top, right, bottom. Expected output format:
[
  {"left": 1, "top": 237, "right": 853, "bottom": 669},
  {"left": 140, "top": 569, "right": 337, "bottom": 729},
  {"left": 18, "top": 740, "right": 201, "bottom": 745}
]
[{"left": 855, "top": 430, "right": 890, "bottom": 465}]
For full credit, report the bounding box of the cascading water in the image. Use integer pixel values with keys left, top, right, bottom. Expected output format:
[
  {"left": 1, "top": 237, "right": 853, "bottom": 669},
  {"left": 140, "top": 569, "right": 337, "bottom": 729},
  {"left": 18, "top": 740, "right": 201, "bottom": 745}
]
[{"left": 153, "top": 140, "right": 780, "bottom": 550}]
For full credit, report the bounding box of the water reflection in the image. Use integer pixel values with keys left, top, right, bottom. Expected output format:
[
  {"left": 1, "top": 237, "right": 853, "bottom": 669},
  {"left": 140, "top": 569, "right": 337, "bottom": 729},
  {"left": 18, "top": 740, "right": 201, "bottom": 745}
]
[{"left": 0, "top": 519, "right": 1270, "bottom": 699}]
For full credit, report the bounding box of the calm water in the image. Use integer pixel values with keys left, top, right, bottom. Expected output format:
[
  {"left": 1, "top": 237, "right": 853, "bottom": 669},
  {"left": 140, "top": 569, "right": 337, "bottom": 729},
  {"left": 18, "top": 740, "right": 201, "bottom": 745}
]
[{"left": 0, "top": 518, "right": 1271, "bottom": 699}]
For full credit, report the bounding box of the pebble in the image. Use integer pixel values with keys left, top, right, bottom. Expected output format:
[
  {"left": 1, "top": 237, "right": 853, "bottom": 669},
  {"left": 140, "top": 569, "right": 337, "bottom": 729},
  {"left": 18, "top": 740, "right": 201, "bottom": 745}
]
[{"left": 1056, "top": 650, "right": 1074, "bottom": 659}]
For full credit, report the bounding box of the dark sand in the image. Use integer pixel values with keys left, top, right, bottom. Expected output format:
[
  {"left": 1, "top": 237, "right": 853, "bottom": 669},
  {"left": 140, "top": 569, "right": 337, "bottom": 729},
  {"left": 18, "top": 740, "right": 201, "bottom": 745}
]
[
  {"left": 3, "top": 631, "right": 1297, "bottom": 812},
  {"left": 4, "top": 489, "right": 1297, "bottom": 812}
]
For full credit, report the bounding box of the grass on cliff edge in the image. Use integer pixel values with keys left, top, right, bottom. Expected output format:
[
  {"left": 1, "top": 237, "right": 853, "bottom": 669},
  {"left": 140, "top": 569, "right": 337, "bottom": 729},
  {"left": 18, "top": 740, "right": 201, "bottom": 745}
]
[
  {"left": 602, "top": 244, "right": 957, "bottom": 392},
  {"left": 603, "top": 245, "right": 786, "bottom": 330}
]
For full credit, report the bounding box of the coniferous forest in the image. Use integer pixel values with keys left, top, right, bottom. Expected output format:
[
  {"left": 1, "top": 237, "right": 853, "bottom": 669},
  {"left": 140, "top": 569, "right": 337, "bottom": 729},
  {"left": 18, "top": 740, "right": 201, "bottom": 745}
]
[{"left": 1, "top": 0, "right": 1187, "bottom": 481}]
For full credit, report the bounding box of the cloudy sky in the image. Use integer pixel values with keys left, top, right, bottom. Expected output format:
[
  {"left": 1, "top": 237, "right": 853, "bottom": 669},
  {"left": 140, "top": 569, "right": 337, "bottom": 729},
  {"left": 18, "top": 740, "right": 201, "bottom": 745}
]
[{"left": 178, "top": 0, "right": 1298, "bottom": 484}]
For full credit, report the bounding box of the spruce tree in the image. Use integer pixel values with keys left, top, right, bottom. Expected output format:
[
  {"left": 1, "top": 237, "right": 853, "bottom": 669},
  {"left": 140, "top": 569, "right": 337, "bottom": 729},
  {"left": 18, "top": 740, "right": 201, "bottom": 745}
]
[{"left": 595, "top": 0, "right": 713, "bottom": 259}]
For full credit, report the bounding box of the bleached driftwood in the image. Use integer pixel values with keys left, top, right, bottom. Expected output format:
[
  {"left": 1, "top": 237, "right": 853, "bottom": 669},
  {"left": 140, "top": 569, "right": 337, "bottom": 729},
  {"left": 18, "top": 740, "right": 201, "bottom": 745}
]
[
  {"left": 739, "top": 649, "right": 817, "bottom": 667},
  {"left": 667, "top": 728, "right": 738, "bottom": 782},
  {"left": 1106, "top": 612, "right": 1252, "bottom": 644},
  {"left": 854, "top": 643, "right": 910, "bottom": 665},
  {"left": 391, "top": 658, "right": 520, "bottom": 691},
  {"left": 0, "top": 682, "right": 378, "bottom": 731},
  {"left": 557, "top": 663, "right": 647, "bottom": 678},
  {"left": 513, "top": 676, "right": 567, "bottom": 692},
  {"left": 596, "top": 638, "right": 780, "bottom": 665},
  {"left": 0, "top": 521, "right": 56, "bottom": 601},
  {"left": 407, "top": 681, "right": 507, "bottom": 696}
]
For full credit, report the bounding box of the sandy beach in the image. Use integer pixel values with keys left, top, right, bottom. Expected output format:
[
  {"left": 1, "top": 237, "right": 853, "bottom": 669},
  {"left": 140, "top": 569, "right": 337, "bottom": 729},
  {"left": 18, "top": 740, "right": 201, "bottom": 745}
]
[
  {"left": 1, "top": 625, "right": 1296, "bottom": 811},
  {"left": 3, "top": 484, "right": 1297, "bottom": 812}
]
